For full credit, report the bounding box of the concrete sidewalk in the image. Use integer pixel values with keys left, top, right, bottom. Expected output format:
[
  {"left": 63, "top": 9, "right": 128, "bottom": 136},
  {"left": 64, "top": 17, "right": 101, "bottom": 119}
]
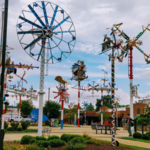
[{"left": 4, "top": 125, "right": 150, "bottom": 149}]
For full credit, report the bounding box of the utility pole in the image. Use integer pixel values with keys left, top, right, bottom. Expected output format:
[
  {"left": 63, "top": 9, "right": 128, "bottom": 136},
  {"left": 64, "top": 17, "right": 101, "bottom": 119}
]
[{"left": 0, "top": 0, "right": 9, "bottom": 149}]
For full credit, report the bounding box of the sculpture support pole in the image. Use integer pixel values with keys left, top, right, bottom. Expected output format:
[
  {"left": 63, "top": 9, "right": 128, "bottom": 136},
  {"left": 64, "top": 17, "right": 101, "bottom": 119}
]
[
  {"left": 77, "top": 81, "right": 80, "bottom": 127},
  {"left": 74, "top": 114, "right": 76, "bottom": 125},
  {"left": 101, "top": 90, "right": 103, "bottom": 125},
  {"left": 129, "top": 47, "right": 133, "bottom": 130},
  {"left": 61, "top": 100, "right": 64, "bottom": 129},
  {"left": 111, "top": 47, "right": 115, "bottom": 146},
  {"left": 18, "top": 95, "right": 21, "bottom": 122},
  {"left": 38, "top": 40, "right": 45, "bottom": 136},
  {"left": 84, "top": 109, "right": 86, "bottom": 126}
]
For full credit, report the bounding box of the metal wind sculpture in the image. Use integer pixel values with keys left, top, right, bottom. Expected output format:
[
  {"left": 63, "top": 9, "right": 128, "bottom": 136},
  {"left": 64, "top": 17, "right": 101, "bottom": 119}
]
[
  {"left": 71, "top": 60, "right": 88, "bottom": 127},
  {"left": 109, "top": 23, "right": 150, "bottom": 131},
  {"left": 87, "top": 81, "right": 99, "bottom": 97},
  {"left": 99, "top": 24, "right": 122, "bottom": 146},
  {"left": 82, "top": 101, "right": 89, "bottom": 126},
  {"left": 53, "top": 76, "right": 70, "bottom": 129},
  {"left": 16, "top": 1, "right": 76, "bottom": 135}
]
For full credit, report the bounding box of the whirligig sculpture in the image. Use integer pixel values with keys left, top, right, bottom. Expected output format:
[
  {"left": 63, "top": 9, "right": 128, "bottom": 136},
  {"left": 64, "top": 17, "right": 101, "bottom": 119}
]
[{"left": 82, "top": 101, "right": 89, "bottom": 126}]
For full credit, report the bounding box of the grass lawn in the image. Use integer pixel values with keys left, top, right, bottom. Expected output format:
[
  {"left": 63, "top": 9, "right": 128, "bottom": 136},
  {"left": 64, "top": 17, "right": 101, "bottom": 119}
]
[
  {"left": 118, "top": 137, "right": 150, "bottom": 143},
  {"left": 5, "top": 129, "right": 45, "bottom": 133},
  {"left": 96, "top": 139, "right": 150, "bottom": 150}
]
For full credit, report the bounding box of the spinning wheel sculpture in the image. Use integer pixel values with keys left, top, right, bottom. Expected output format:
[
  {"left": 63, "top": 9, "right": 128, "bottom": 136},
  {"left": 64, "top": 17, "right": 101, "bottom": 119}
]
[{"left": 16, "top": 1, "right": 76, "bottom": 136}]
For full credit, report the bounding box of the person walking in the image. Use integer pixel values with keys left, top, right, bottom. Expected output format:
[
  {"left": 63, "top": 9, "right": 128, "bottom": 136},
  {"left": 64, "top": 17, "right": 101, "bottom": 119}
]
[
  {"left": 122, "top": 118, "right": 126, "bottom": 129},
  {"left": 125, "top": 114, "right": 132, "bottom": 137}
]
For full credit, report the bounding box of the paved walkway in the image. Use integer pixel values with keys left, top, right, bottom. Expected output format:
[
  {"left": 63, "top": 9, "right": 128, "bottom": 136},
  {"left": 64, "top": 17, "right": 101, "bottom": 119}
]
[{"left": 4, "top": 125, "right": 150, "bottom": 149}]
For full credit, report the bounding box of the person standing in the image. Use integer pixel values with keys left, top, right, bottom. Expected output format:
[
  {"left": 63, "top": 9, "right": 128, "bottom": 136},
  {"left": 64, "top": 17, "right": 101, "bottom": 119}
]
[{"left": 125, "top": 114, "right": 132, "bottom": 136}]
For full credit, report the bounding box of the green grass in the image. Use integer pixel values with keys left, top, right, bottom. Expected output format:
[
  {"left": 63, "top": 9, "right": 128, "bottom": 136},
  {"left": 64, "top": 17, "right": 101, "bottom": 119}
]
[
  {"left": 119, "top": 137, "right": 150, "bottom": 143},
  {"left": 5, "top": 129, "right": 46, "bottom": 133},
  {"left": 95, "top": 139, "right": 150, "bottom": 150}
]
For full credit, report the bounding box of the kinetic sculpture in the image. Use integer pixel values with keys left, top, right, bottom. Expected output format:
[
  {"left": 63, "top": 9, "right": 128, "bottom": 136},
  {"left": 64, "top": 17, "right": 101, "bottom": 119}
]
[
  {"left": 82, "top": 101, "right": 89, "bottom": 126},
  {"left": 53, "top": 76, "right": 70, "bottom": 129},
  {"left": 71, "top": 60, "right": 88, "bottom": 127},
  {"left": 16, "top": 1, "right": 76, "bottom": 135}
]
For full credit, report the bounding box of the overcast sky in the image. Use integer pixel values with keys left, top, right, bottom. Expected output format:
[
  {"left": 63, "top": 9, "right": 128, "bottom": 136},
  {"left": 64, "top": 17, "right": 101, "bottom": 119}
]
[{"left": 1, "top": 0, "right": 150, "bottom": 109}]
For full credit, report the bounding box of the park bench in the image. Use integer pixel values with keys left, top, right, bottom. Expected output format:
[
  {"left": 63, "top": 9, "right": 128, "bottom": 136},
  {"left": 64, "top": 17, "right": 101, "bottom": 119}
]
[
  {"left": 96, "top": 125, "right": 119, "bottom": 134},
  {"left": 42, "top": 127, "right": 52, "bottom": 136}
]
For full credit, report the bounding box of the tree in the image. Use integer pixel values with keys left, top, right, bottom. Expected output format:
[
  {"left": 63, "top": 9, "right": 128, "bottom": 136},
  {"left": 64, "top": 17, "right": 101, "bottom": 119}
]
[
  {"left": 96, "top": 95, "right": 111, "bottom": 111},
  {"left": 43, "top": 101, "right": 61, "bottom": 119},
  {"left": 99, "top": 107, "right": 110, "bottom": 122},
  {"left": 17, "top": 100, "right": 33, "bottom": 118},
  {"left": 86, "top": 103, "right": 94, "bottom": 111}
]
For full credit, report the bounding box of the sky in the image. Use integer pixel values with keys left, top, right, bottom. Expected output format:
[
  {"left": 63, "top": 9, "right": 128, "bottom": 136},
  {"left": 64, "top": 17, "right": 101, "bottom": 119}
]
[{"left": 1, "top": 0, "right": 150, "bottom": 109}]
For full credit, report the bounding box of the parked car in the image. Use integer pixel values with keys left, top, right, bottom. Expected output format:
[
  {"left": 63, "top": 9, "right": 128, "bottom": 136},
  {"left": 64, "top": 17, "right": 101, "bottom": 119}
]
[{"left": 9, "top": 116, "right": 31, "bottom": 122}]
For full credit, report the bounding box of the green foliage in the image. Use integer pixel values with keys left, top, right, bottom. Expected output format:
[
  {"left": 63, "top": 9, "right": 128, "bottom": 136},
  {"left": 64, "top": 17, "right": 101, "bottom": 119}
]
[
  {"left": 43, "top": 101, "right": 61, "bottom": 119},
  {"left": 135, "top": 114, "right": 148, "bottom": 126},
  {"left": 142, "top": 134, "right": 150, "bottom": 140},
  {"left": 86, "top": 139, "right": 101, "bottom": 145},
  {"left": 96, "top": 95, "right": 111, "bottom": 111},
  {"left": 21, "top": 121, "right": 30, "bottom": 130},
  {"left": 10, "top": 122, "right": 19, "bottom": 130},
  {"left": 47, "top": 135, "right": 59, "bottom": 140},
  {"left": 20, "top": 135, "right": 35, "bottom": 144},
  {"left": 44, "top": 120, "right": 50, "bottom": 125},
  {"left": 49, "top": 139, "right": 66, "bottom": 147},
  {"left": 4, "top": 121, "right": 8, "bottom": 129},
  {"left": 64, "top": 143, "right": 86, "bottom": 150},
  {"left": 82, "top": 132, "right": 92, "bottom": 140},
  {"left": 86, "top": 103, "right": 94, "bottom": 111},
  {"left": 133, "top": 132, "right": 142, "bottom": 138},
  {"left": 60, "top": 134, "right": 71, "bottom": 142},
  {"left": 17, "top": 100, "right": 33, "bottom": 118},
  {"left": 98, "top": 108, "right": 110, "bottom": 122},
  {"left": 29, "top": 138, "right": 37, "bottom": 144},
  {"left": 7, "top": 127, "right": 14, "bottom": 131},
  {"left": 40, "top": 141, "right": 50, "bottom": 148},
  {"left": 143, "top": 106, "right": 150, "bottom": 120},
  {"left": 69, "top": 137, "right": 85, "bottom": 145},
  {"left": 35, "top": 136, "right": 47, "bottom": 141},
  {"left": 68, "top": 135, "right": 83, "bottom": 141},
  {"left": 25, "top": 144, "right": 42, "bottom": 150},
  {"left": 17, "top": 127, "right": 23, "bottom": 131},
  {"left": 146, "top": 132, "right": 150, "bottom": 137}
]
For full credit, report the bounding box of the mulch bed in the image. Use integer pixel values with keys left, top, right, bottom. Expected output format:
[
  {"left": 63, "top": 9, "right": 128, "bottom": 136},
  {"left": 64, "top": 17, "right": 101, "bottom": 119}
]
[{"left": 4, "top": 142, "right": 134, "bottom": 150}]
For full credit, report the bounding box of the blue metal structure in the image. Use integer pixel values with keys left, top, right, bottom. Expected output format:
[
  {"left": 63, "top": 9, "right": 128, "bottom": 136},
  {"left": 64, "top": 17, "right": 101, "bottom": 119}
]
[
  {"left": 16, "top": 1, "right": 76, "bottom": 136},
  {"left": 82, "top": 101, "right": 89, "bottom": 126}
]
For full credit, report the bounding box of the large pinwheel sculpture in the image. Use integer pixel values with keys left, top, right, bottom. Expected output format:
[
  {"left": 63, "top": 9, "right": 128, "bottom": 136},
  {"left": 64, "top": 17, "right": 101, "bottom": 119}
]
[
  {"left": 82, "top": 101, "right": 89, "bottom": 126},
  {"left": 16, "top": 1, "right": 76, "bottom": 136}
]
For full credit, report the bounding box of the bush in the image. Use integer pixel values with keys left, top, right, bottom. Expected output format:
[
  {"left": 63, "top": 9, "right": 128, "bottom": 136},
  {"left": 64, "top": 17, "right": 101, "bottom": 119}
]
[
  {"left": 83, "top": 132, "right": 92, "bottom": 140},
  {"left": 68, "top": 135, "right": 83, "bottom": 141},
  {"left": 21, "top": 121, "right": 29, "bottom": 130},
  {"left": 142, "top": 134, "right": 150, "bottom": 140},
  {"left": 69, "top": 137, "right": 85, "bottom": 145},
  {"left": 29, "top": 138, "right": 37, "bottom": 144},
  {"left": 41, "top": 141, "right": 50, "bottom": 148},
  {"left": 133, "top": 132, "right": 141, "bottom": 138},
  {"left": 60, "top": 134, "right": 71, "bottom": 142},
  {"left": 17, "top": 127, "right": 23, "bottom": 131},
  {"left": 35, "top": 136, "right": 47, "bottom": 141},
  {"left": 49, "top": 139, "right": 66, "bottom": 147},
  {"left": 20, "top": 135, "right": 35, "bottom": 144},
  {"left": 4, "top": 121, "right": 8, "bottom": 129},
  {"left": 47, "top": 135, "right": 59, "bottom": 141},
  {"left": 64, "top": 143, "right": 86, "bottom": 150},
  {"left": 7, "top": 127, "right": 14, "bottom": 131},
  {"left": 146, "top": 132, "right": 150, "bottom": 137},
  {"left": 44, "top": 120, "right": 50, "bottom": 126},
  {"left": 86, "top": 139, "right": 101, "bottom": 145},
  {"left": 25, "top": 144, "right": 41, "bottom": 150},
  {"left": 10, "top": 122, "right": 19, "bottom": 130}
]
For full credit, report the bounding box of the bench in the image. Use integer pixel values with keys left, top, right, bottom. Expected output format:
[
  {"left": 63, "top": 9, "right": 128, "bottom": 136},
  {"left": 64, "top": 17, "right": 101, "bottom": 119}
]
[
  {"left": 42, "top": 127, "right": 52, "bottom": 136},
  {"left": 96, "top": 125, "right": 120, "bottom": 134}
]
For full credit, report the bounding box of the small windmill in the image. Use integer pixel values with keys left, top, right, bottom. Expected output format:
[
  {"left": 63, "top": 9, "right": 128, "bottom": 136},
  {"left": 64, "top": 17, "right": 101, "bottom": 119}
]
[
  {"left": 82, "top": 101, "right": 89, "bottom": 126},
  {"left": 87, "top": 81, "right": 99, "bottom": 97}
]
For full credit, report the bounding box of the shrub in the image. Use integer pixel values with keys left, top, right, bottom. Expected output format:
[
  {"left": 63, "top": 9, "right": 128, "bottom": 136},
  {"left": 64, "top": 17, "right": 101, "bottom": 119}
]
[
  {"left": 133, "top": 132, "right": 141, "bottom": 138},
  {"left": 25, "top": 144, "right": 41, "bottom": 150},
  {"left": 83, "top": 132, "right": 92, "bottom": 140},
  {"left": 60, "top": 134, "right": 71, "bottom": 142},
  {"left": 35, "top": 136, "right": 46, "bottom": 141},
  {"left": 17, "top": 127, "right": 22, "bottom": 131},
  {"left": 86, "top": 139, "right": 101, "bottom": 145},
  {"left": 21, "top": 121, "right": 29, "bottom": 130},
  {"left": 26, "top": 121, "right": 30, "bottom": 126},
  {"left": 69, "top": 137, "right": 85, "bottom": 145},
  {"left": 142, "top": 134, "right": 150, "bottom": 140},
  {"left": 29, "top": 138, "right": 37, "bottom": 144},
  {"left": 64, "top": 143, "right": 86, "bottom": 150},
  {"left": 44, "top": 120, "right": 50, "bottom": 126},
  {"left": 20, "top": 135, "right": 35, "bottom": 144},
  {"left": 41, "top": 141, "right": 50, "bottom": 148},
  {"left": 49, "top": 139, "right": 66, "bottom": 147},
  {"left": 36, "top": 140, "right": 44, "bottom": 147},
  {"left": 146, "top": 132, "right": 150, "bottom": 137},
  {"left": 4, "top": 121, "right": 8, "bottom": 129},
  {"left": 7, "top": 127, "right": 14, "bottom": 131},
  {"left": 68, "top": 135, "right": 83, "bottom": 141},
  {"left": 10, "top": 122, "right": 19, "bottom": 130},
  {"left": 47, "top": 135, "right": 59, "bottom": 141}
]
